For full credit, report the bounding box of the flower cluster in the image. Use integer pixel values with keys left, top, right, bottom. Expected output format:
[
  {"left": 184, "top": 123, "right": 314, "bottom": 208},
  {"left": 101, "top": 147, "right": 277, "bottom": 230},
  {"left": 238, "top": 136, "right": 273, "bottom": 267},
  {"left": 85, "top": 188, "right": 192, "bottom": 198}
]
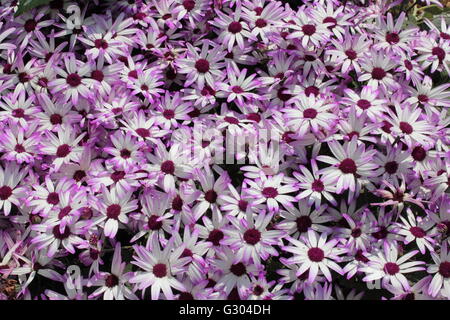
[{"left": 0, "top": 0, "right": 449, "bottom": 300}]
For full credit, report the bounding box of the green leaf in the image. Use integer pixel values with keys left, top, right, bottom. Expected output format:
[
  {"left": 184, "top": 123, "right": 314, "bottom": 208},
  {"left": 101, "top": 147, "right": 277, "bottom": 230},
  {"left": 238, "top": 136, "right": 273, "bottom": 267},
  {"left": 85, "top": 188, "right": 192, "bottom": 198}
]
[{"left": 15, "top": 0, "right": 52, "bottom": 16}]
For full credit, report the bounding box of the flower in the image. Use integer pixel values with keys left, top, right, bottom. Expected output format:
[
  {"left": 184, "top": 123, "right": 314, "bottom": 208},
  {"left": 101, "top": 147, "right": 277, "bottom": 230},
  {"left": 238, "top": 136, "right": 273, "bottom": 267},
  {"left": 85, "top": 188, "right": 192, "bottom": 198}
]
[
  {"left": 282, "top": 229, "right": 346, "bottom": 283},
  {"left": 129, "top": 236, "right": 189, "bottom": 300}
]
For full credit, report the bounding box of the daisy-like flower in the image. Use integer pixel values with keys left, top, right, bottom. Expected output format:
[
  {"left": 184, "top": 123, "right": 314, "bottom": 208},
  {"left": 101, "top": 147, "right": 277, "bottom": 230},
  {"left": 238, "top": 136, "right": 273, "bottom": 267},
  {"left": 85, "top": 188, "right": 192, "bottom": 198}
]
[
  {"left": 78, "top": 27, "right": 126, "bottom": 64},
  {"left": 212, "top": 5, "right": 256, "bottom": 52},
  {"left": 40, "top": 127, "right": 86, "bottom": 172},
  {"left": 416, "top": 38, "right": 450, "bottom": 75},
  {"left": 216, "top": 65, "right": 262, "bottom": 105},
  {"left": 177, "top": 40, "right": 226, "bottom": 88},
  {"left": 358, "top": 49, "right": 399, "bottom": 90},
  {"left": 242, "top": 0, "right": 287, "bottom": 44},
  {"left": 283, "top": 93, "right": 337, "bottom": 137},
  {"left": 35, "top": 94, "right": 82, "bottom": 131},
  {"left": 326, "top": 34, "right": 371, "bottom": 74},
  {"left": 88, "top": 242, "right": 137, "bottom": 300},
  {"left": 405, "top": 77, "right": 450, "bottom": 110},
  {"left": 317, "top": 138, "right": 380, "bottom": 195},
  {"left": 0, "top": 122, "right": 40, "bottom": 164},
  {"left": 129, "top": 190, "right": 174, "bottom": 244},
  {"left": 373, "top": 144, "right": 412, "bottom": 179},
  {"left": 286, "top": 9, "right": 330, "bottom": 48},
  {"left": 31, "top": 216, "right": 88, "bottom": 258},
  {"left": 371, "top": 176, "right": 426, "bottom": 213},
  {"left": 395, "top": 208, "right": 435, "bottom": 254},
  {"left": 153, "top": 91, "right": 192, "bottom": 130},
  {"left": 29, "top": 176, "right": 74, "bottom": 217},
  {"left": 361, "top": 243, "right": 425, "bottom": 290},
  {"left": 245, "top": 172, "right": 297, "bottom": 212},
  {"left": 341, "top": 85, "right": 387, "bottom": 121},
  {"left": 191, "top": 166, "right": 230, "bottom": 219},
  {"left": 223, "top": 211, "right": 285, "bottom": 265},
  {"left": 129, "top": 236, "right": 190, "bottom": 300},
  {"left": 374, "top": 12, "right": 417, "bottom": 55},
  {"left": 387, "top": 103, "right": 435, "bottom": 149},
  {"left": 282, "top": 229, "right": 345, "bottom": 284},
  {"left": 49, "top": 54, "right": 94, "bottom": 105},
  {"left": 129, "top": 67, "right": 165, "bottom": 103},
  {"left": 103, "top": 131, "right": 144, "bottom": 170},
  {"left": 93, "top": 185, "right": 138, "bottom": 238},
  {"left": 219, "top": 182, "right": 259, "bottom": 219},
  {"left": 427, "top": 241, "right": 450, "bottom": 297},
  {"left": 277, "top": 199, "right": 333, "bottom": 238},
  {"left": 0, "top": 162, "right": 28, "bottom": 216},
  {"left": 211, "top": 247, "right": 260, "bottom": 298},
  {"left": 0, "top": 88, "right": 39, "bottom": 128}
]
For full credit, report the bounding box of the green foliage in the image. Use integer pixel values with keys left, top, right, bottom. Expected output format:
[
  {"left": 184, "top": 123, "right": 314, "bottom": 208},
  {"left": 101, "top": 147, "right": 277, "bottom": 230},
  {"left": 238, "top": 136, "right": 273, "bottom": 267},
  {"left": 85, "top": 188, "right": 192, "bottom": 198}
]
[{"left": 15, "top": 0, "right": 52, "bottom": 16}]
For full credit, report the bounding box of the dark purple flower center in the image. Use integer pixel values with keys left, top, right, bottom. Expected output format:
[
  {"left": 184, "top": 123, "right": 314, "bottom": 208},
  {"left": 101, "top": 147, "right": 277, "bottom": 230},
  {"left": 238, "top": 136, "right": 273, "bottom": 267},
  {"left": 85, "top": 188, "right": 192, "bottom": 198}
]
[
  {"left": 243, "top": 228, "right": 261, "bottom": 245},
  {"left": 105, "top": 274, "right": 119, "bottom": 288},
  {"left": 384, "top": 262, "right": 400, "bottom": 275},
  {"left": 228, "top": 21, "right": 242, "bottom": 34},
  {"left": 409, "top": 226, "right": 426, "bottom": 238},
  {"left": 339, "top": 158, "right": 357, "bottom": 174},
  {"left": 345, "top": 49, "right": 357, "bottom": 60},
  {"left": 147, "top": 215, "right": 163, "bottom": 230},
  {"left": 371, "top": 67, "right": 386, "bottom": 80},
  {"left": 231, "top": 86, "right": 244, "bottom": 94},
  {"left": 12, "top": 108, "right": 25, "bottom": 118},
  {"left": 439, "top": 262, "right": 450, "bottom": 278},
  {"left": 385, "top": 32, "right": 400, "bottom": 44},
  {"left": 0, "top": 186, "right": 12, "bottom": 200},
  {"left": 106, "top": 204, "right": 121, "bottom": 219},
  {"left": 183, "top": 0, "right": 195, "bottom": 11},
  {"left": 255, "top": 18, "right": 267, "bottom": 28},
  {"left": 381, "top": 120, "right": 393, "bottom": 133},
  {"left": 302, "top": 24, "right": 316, "bottom": 36},
  {"left": 417, "top": 94, "right": 429, "bottom": 103},
  {"left": 171, "top": 195, "right": 183, "bottom": 211},
  {"left": 52, "top": 225, "right": 71, "bottom": 239},
  {"left": 47, "top": 192, "right": 60, "bottom": 205},
  {"left": 323, "top": 17, "right": 337, "bottom": 29},
  {"left": 153, "top": 263, "right": 167, "bottom": 278},
  {"left": 24, "top": 19, "right": 37, "bottom": 32},
  {"left": 303, "top": 108, "right": 317, "bottom": 119},
  {"left": 56, "top": 144, "right": 71, "bottom": 157},
  {"left": 384, "top": 161, "right": 398, "bottom": 174},
  {"left": 111, "top": 171, "right": 125, "bottom": 182},
  {"left": 372, "top": 226, "right": 388, "bottom": 239},
  {"left": 404, "top": 60, "right": 413, "bottom": 70},
  {"left": 399, "top": 121, "right": 413, "bottom": 134},
  {"left": 207, "top": 229, "right": 224, "bottom": 246},
  {"left": 311, "top": 179, "right": 324, "bottom": 192},
  {"left": 94, "top": 39, "right": 108, "bottom": 49},
  {"left": 205, "top": 189, "right": 218, "bottom": 203},
  {"left": 262, "top": 187, "right": 278, "bottom": 198},
  {"left": 160, "top": 160, "right": 175, "bottom": 175},
  {"left": 355, "top": 249, "right": 369, "bottom": 263},
  {"left": 120, "top": 149, "right": 131, "bottom": 159},
  {"left": 50, "top": 113, "right": 62, "bottom": 125},
  {"left": 238, "top": 200, "right": 248, "bottom": 212},
  {"left": 304, "top": 86, "right": 319, "bottom": 96},
  {"left": 195, "top": 59, "right": 210, "bottom": 74},
  {"left": 357, "top": 99, "right": 371, "bottom": 110},
  {"left": 91, "top": 70, "right": 104, "bottom": 82},
  {"left": 230, "top": 262, "right": 246, "bottom": 276},
  {"left": 307, "top": 247, "right": 324, "bottom": 262},
  {"left": 432, "top": 47, "right": 445, "bottom": 61},
  {"left": 18, "top": 72, "right": 30, "bottom": 83},
  {"left": 66, "top": 73, "right": 81, "bottom": 87},
  {"left": 296, "top": 216, "right": 312, "bottom": 233},
  {"left": 351, "top": 228, "right": 362, "bottom": 238},
  {"left": 163, "top": 109, "right": 175, "bottom": 119},
  {"left": 411, "top": 146, "right": 426, "bottom": 161},
  {"left": 253, "top": 285, "right": 264, "bottom": 296},
  {"left": 14, "top": 144, "right": 26, "bottom": 153}
]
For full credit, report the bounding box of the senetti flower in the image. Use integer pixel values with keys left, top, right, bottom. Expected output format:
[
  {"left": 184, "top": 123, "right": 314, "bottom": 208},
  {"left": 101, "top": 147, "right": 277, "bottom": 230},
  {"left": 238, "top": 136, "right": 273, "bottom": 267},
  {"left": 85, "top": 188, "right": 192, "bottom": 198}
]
[{"left": 0, "top": 0, "right": 448, "bottom": 301}]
